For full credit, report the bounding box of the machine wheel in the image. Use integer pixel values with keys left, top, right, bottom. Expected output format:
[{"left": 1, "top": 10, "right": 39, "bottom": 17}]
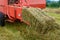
[{"left": 0, "top": 12, "right": 5, "bottom": 27}]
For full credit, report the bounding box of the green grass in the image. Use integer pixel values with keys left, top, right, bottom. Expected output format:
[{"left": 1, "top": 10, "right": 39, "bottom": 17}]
[
  {"left": 47, "top": 12, "right": 60, "bottom": 24},
  {"left": 0, "top": 8, "right": 60, "bottom": 40}
]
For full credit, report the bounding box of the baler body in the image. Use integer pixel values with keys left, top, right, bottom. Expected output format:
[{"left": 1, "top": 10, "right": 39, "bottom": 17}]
[{"left": 0, "top": 0, "right": 46, "bottom": 22}]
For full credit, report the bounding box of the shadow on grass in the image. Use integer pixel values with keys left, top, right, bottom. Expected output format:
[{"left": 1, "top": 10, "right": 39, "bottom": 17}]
[{"left": 5, "top": 21, "right": 28, "bottom": 33}]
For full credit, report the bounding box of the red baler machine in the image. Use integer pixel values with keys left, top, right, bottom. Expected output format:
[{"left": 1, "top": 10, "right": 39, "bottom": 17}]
[{"left": 0, "top": 0, "right": 46, "bottom": 26}]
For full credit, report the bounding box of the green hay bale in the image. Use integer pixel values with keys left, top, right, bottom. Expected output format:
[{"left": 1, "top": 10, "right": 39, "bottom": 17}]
[{"left": 22, "top": 7, "right": 59, "bottom": 34}]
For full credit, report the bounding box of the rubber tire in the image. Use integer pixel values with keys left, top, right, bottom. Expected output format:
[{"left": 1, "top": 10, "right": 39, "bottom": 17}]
[{"left": 0, "top": 12, "right": 5, "bottom": 27}]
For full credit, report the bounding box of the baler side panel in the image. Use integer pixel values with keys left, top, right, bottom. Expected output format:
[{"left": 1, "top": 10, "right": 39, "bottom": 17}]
[
  {"left": 21, "top": 0, "right": 46, "bottom": 8},
  {"left": 0, "top": 0, "right": 7, "bottom": 5},
  {"left": 8, "top": 6, "right": 15, "bottom": 19},
  {"left": 0, "top": 6, "right": 4, "bottom": 13},
  {"left": 0, "top": 0, "right": 8, "bottom": 14},
  {"left": 15, "top": 7, "right": 22, "bottom": 20},
  {"left": 28, "top": 0, "right": 46, "bottom": 8}
]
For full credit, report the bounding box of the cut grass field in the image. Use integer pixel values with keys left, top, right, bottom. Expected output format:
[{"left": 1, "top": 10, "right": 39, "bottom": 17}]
[
  {"left": 45, "top": 8, "right": 60, "bottom": 24},
  {"left": 0, "top": 8, "right": 60, "bottom": 40},
  {"left": 47, "top": 12, "right": 60, "bottom": 24}
]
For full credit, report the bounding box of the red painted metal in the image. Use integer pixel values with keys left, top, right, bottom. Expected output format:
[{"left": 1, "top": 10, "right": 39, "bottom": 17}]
[
  {"left": 0, "top": 0, "right": 7, "bottom": 13},
  {"left": 21, "top": 0, "right": 46, "bottom": 8},
  {"left": 28, "top": 0, "right": 46, "bottom": 8},
  {"left": 8, "top": 6, "right": 15, "bottom": 18},
  {"left": 0, "top": 0, "right": 46, "bottom": 22},
  {"left": 15, "top": 7, "right": 22, "bottom": 20},
  {"left": 0, "top": 0, "right": 7, "bottom": 5}
]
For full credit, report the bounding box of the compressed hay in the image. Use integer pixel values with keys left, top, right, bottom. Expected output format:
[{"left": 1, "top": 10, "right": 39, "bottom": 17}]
[{"left": 22, "top": 7, "right": 59, "bottom": 34}]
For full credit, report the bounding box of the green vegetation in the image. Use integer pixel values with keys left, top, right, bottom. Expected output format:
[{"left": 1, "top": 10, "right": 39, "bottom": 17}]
[
  {"left": 45, "top": 8, "right": 60, "bottom": 24},
  {"left": 0, "top": 8, "right": 60, "bottom": 40},
  {"left": 47, "top": 12, "right": 60, "bottom": 24},
  {"left": 46, "top": 0, "right": 60, "bottom": 7}
]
